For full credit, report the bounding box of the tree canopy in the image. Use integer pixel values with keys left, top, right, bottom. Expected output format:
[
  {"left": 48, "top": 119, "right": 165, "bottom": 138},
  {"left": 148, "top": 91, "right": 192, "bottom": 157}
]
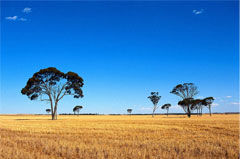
[
  {"left": 178, "top": 98, "right": 195, "bottom": 118},
  {"left": 161, "top": 104, "right": 171, "bottom": 110},
  {"left": 170, "top": 83, "right": 199, "bottom": 99},
  {"left": 46, "top": 109, "right": 51, "bottom": 114},
  {"left": 127, "top": 109, "right": 132, "bottom": 114},
  {"left": 161, "top": 103, "right": 171, "bottom": 116},
  {"left": 73, "top": 105, "right": 83, "bottom": 114},
  {"left": 202, "top": 97, "right": 214, "bottom": 116}
]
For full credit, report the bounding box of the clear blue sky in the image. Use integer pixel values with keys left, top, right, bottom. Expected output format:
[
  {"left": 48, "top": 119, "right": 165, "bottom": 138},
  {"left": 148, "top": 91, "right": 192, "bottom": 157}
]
[{"left": 1, "top": 1, "right": 239, "bottom": 114}]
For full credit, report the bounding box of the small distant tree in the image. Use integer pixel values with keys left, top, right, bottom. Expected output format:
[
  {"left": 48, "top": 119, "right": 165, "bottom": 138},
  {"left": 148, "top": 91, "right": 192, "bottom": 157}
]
[
  {"left": 73, "top": 105, "right": 83, "bottom": 115},
  {"left": 21, "top": 67, "right": 84, "bottom": 120},
  {"left": 161, "top": 104, "right": 171, "bottom": 116},
  {"left": 202, "top": 97, "right": 214, "bottom": 116},
  {"left": 46, "top": 109, "right": 51, "bottom": 114},
  {"left": 127, "top": 109, "right": 132, "bottom": 115},
  {"left": 148, "top": 92, "right": 161, "bottom": 117}
]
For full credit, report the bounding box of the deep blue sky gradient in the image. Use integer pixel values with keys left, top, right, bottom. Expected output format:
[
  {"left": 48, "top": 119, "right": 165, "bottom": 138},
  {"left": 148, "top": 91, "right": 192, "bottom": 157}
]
[{"left": 1, "top": 1, "right": 239, "bottom": 114}]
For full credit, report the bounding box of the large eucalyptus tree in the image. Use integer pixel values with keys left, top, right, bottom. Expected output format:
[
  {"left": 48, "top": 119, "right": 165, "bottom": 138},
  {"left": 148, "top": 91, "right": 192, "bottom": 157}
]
[{"left": 21, "top": 67, "right": 84, "bottom": 120}]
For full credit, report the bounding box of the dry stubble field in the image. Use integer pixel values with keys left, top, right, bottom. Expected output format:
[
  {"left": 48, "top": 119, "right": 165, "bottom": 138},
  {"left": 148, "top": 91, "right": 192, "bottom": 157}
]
[{"left": 0, "top": 114, "right": 239, "bottom": 159}]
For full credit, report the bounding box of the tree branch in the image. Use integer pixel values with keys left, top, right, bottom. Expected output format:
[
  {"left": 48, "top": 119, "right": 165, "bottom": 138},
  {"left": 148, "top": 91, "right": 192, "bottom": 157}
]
[{"left": 56, "top": 83, "right": 67, "bottom": 101}]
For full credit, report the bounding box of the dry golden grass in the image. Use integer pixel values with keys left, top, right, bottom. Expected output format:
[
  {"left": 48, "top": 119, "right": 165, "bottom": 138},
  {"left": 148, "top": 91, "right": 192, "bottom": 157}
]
[{"left": 0, "top": 114, "right": 239, "bottom": 159}]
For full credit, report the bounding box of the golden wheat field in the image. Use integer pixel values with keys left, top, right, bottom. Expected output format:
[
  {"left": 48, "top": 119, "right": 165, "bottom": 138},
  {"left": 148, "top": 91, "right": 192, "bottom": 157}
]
[{"left": 0, "top": 114, "right": 239, "bottom": 159}]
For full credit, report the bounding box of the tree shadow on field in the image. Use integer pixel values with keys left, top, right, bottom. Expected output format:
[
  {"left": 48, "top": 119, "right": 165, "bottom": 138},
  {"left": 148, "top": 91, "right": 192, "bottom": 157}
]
[
  {"left": 162, "top": 117, "right": 186, "bottom": 118},
  {"left": 15, "top": 119, "right": 31, "bottom": 120},
  {"left": 15, "top": 119, "right": 58, "bottom": 121}
]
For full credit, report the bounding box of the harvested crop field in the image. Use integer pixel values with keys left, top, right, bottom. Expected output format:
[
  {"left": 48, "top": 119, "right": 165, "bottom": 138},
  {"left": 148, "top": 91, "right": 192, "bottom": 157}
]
[{"left": 0, "top": 114, "right": 239, "bottom": 159}]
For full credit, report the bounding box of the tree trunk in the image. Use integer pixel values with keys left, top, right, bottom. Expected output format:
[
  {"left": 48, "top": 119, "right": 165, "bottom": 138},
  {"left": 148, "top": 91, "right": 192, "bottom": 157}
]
[
  {"left": 167, "top": 108, "right": 169, "bottom": 116},
  {"left": 48, "top": 95, "right": 59, "bottom": 120},
  {"left": 152, "top": 105, "right": 155, "bottom": 117},
  {"left": 187, "top": 106, "right": 191, "bottom": 118},
  {"left": 50, "top": 99, "right": 54, "bottom": 120},
  {"left": 52, "top": 102, "right": 58, "bottom": 120},
  {"left": 54, "top": 106, "right": 57, "bottom": 120},
  {"left": 152, "top": 109, "right": 155, "bottom": 117},
  {"left": 51, "top": 112, "right": 54, "bottom": 120},
  {"left": 54, "top": 111, "right": 57, "bottom": 119},
  {"left": 209, "top": 106, "right": 212, "bottom": 116}
]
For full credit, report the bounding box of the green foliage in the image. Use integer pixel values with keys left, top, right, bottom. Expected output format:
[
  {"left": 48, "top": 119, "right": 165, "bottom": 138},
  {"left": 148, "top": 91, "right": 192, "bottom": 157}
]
[
  {"left": 161, "top": 104, "right": 171, "bottom": 110},
  {"left": 127, "top": 109, "right": 132, "bottom": 114},
  {"left": 148, "top": 92, "right": 161, "bottom": 105},
  {"left": 21, "top": 67, "right": 84, "bottom": 100},
  {"left": 46, "top": 109, "right": 51, "bottom": 113},
  {"left": 73, "top": 105, "right": 83, "bottom": 114},
  {"left": 202, "top": 97, "right": 214, "bottom": 106},
  {"left": 170, "top": 83, "right": 199, "bottom": 99}
]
